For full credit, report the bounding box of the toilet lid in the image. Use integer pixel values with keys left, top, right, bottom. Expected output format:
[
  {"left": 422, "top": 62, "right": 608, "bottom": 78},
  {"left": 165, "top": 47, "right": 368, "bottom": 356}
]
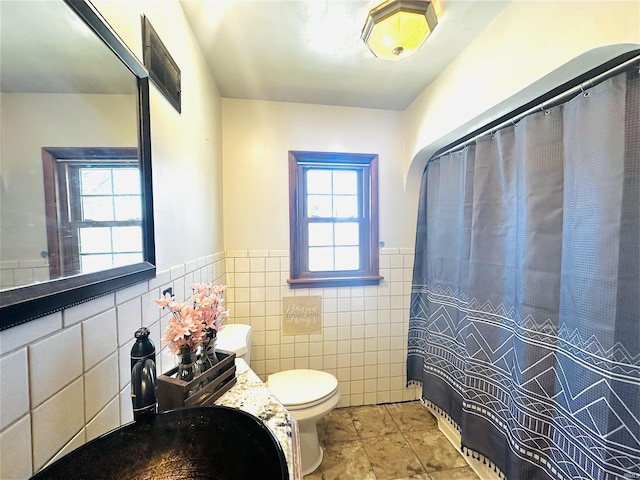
[{"left": 267, "top": 370, "right": 338, "bottom": 409}]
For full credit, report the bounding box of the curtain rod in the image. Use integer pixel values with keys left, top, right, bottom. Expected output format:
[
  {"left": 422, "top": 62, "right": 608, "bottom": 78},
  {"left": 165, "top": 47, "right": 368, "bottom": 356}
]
[{"left": 431, "top": 49, "right": 640, "bottom": 160}]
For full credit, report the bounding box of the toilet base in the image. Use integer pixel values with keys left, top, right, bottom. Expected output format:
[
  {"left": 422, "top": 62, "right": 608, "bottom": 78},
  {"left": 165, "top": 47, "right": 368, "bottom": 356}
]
[{"left": 299, "top": 420, "right": 323, "bottom": 475}]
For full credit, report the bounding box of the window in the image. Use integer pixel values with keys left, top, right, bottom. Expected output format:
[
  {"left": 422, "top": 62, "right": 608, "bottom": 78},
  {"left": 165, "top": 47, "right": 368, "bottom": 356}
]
[
  {"left": 288, "top": 151, "right": 382, "bottom": 288},
  {"left": 42, "top": 147, "right": 143, "bottom": 278}
]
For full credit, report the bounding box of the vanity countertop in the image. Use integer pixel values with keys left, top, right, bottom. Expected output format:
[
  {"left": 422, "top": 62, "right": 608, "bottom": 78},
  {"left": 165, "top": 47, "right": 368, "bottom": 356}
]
[{"left": 214, "top": 359, "right": 302, "bottom": 480}]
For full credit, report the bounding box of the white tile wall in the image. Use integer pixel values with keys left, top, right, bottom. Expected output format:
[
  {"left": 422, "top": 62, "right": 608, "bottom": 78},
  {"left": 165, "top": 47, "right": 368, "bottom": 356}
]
[
  {"left": 85, "top": 397, "right": 120, "bottom": 442},
  {"left": 31, "top": 377, "right": 85, "bottom": 471},
  {"left": 225, "top": 248, "right": 420, "bottom": 407},
  {"left": 84, "top": 354, "right": 119, "bottom": 421},
  {"left": 0, "top": 249, "right": 419, "bottom": 477},
  {"left": 82, "top": 308, "right": 118, "bottom": 371},
  {"left": 0, "top": 254, "right": 225, "bottom": 478},
  {"left": 0, "top": 348, "right": 29, "bottom": 430},
  {"left": 28, "top": 325, "right": 83, "bottom": 409},
  {"left": 0, "top": 414, "right": 32, "bottom": 479}
]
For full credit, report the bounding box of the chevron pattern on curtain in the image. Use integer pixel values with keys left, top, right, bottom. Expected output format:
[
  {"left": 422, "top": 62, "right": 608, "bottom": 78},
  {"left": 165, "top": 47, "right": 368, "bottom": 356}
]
[{"left": 408, "top": 63, "right": 639, "bottom": 480}]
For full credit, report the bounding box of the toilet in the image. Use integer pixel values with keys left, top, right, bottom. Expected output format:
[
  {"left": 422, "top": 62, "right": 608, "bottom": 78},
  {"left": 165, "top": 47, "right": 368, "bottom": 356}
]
[{"left": 216, "top": 323, "right": 340, "bottom": 475}]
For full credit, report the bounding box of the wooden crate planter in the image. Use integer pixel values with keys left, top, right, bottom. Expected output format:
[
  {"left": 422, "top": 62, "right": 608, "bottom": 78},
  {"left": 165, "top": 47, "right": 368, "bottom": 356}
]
[{"left": 157, "top": 349, "right": 237, "bottom": 411}]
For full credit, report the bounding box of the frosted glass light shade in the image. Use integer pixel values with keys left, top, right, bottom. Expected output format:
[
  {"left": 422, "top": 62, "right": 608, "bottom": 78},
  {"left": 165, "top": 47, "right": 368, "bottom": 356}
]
[{"left": 361, "top": 0, "right": 437, "bottom": 61}]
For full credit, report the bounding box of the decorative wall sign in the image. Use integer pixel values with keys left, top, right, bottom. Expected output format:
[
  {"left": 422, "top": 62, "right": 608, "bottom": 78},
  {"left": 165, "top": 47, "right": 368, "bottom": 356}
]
[
  {"left": 142, "top": 16, "right": 181, "bottom": 113},
  {"left": 282, "top": 296, "right": 322, "bottom": 335}
]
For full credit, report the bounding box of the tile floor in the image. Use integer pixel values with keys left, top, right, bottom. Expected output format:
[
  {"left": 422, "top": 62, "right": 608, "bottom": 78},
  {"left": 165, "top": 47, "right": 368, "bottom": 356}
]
[{"left": 305, "top": 401, "right": 481, "bottom": 480}]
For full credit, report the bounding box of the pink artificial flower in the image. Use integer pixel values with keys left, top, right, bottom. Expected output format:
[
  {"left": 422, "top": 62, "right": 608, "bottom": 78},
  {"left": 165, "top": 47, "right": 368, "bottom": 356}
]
[
  {"left": 159, "top": 283, "right": 229, "bottom": 355},
  {"left": 154, "top": 292, "right": 177, "bottom": 309}
]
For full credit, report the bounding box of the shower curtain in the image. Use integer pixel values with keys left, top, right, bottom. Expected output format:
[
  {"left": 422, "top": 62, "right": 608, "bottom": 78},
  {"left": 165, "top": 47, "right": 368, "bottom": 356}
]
[{"left": 408, "top": 63, "right": 639, "bottom": 480}]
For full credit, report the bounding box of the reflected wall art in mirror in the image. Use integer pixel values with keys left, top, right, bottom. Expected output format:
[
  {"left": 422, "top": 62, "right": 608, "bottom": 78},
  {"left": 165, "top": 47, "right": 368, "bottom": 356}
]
[{"left": 0, "top": 0, "right": 155, "bottom": 330}]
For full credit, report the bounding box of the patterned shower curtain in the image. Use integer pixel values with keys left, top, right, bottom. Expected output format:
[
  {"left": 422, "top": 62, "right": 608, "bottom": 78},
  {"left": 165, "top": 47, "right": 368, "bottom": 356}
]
[{"left": 407, "top": 62, "right": 639, "bottom": 480}]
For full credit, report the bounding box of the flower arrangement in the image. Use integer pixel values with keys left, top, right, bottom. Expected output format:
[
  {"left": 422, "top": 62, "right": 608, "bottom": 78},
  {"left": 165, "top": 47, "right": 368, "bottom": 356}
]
[{"left": 156, "top": 283, "right": 229, "bottom": 356}]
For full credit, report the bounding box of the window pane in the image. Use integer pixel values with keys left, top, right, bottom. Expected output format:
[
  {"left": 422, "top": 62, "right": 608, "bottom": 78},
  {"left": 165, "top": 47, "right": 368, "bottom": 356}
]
[
  {"left": 114, "top": 196, "right": 142, "bottom": 221},
  {"left": 80, "top": 169, "right": 112, "bottom": 195},
  {"left": 335, "top": 246, "right": 359, "bottom": 270},
  {"left": 289, "top": 151, "right": 379, "bottom": 285},
  {"left": 82, "top": 197, "right": 114, "bottom": 221},
  {"left": 335, "top": 222, "right": 359, "bottom": 246},
  {"left": 308, "top": 246, "right": 333, "bottom": 271},
  {"left": 113, "top": 252, "right": 143, "bottom": 267},
  {"left": 307, "top": 195, "right": 332, "bottom": 217},
  {"left": 333, "top": 195, "right": 358, "bottom": 218},
  {"left": 112, "top": 226, "right": 142, "bottom": 252},
  {"left": 79, "top": 227, "right": 112, "bottom": 254},
  {"left": 333, "top": 170, "right": 357, "bottom": 194},
  {"left": 308, "top": 223, "right": 333, "bottom": 246},
  {"left": 307, "top": 170, "right": 332, "bottom": 194},
  {"left": 81, "top": 254, "right": 114, "bottom": 273},
  {"left": 113, "top": 168, "right": 141, "bottom": 194}
]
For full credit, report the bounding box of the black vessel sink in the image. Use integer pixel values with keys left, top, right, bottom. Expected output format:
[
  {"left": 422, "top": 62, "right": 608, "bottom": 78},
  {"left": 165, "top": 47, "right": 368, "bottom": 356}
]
[{"left": 31, "top": 406, "right": 289, "bottom": 480}]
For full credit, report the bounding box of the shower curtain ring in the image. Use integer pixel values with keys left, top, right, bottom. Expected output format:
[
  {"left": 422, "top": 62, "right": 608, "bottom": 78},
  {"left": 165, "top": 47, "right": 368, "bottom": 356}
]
[{"left": 580, "top": 83, "right": 590, "bottom": 97}]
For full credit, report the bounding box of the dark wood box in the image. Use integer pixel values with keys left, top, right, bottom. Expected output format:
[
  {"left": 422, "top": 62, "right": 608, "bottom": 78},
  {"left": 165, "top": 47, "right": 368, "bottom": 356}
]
[{"left": 157, "top": 349, "right": 237, "bottom": 411}]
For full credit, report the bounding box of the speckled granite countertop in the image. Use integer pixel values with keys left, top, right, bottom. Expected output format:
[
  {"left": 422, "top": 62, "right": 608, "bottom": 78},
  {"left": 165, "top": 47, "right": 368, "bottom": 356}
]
[{"left": 214, "top": 359, "right": 302, "bottom": 480}]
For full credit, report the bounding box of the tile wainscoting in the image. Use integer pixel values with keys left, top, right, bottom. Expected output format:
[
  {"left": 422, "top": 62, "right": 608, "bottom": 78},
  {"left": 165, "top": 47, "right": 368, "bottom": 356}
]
[
  {"left": 224, "top": 248, "right": 420, "bottom": 408},
  {"left": 0, "top": 253, "right": 226, "bottom": 478},
  {"left": 0, "top": 247, "right": 419, "bottom": 478}
]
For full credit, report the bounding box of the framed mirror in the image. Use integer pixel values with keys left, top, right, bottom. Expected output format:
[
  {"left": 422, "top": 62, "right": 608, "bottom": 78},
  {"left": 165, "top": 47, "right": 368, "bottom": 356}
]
[{"left": 0, "top": 0, "right": 155, "bottom": 330}]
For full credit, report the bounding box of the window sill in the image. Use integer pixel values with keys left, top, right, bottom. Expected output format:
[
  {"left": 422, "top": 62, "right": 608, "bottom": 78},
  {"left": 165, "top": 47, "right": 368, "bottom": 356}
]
[{"left": 287, "top": 275, "right": 383, "bottom": 289}]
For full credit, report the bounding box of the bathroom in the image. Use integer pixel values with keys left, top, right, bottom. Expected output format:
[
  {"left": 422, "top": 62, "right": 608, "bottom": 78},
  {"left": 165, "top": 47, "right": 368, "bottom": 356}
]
[{"left": 1, "top": 1, "right": 638, "bottom": 479}]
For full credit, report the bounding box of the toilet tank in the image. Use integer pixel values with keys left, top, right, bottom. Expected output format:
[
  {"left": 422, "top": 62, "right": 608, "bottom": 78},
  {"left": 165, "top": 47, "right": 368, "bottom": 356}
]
[{"left": 216, "top": 324, "right": 252, "bottom": 365}]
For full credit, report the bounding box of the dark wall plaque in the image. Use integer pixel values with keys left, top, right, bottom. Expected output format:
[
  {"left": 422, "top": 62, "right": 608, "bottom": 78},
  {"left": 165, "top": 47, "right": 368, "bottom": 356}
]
[{"left": 142, "top": 16, "right": 181, "bottom": 113}]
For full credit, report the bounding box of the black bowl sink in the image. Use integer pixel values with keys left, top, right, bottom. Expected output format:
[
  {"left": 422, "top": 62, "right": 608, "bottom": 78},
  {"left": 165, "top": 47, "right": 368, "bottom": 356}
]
[{"left": 31, "top": 406, "right": 289, "bottom": 480}]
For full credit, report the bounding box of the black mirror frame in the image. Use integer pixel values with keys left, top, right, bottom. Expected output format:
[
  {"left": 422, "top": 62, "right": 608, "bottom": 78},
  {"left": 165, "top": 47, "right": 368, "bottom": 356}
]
[{"left": 0, "top": 0, "right": 156, "bottom": 331}]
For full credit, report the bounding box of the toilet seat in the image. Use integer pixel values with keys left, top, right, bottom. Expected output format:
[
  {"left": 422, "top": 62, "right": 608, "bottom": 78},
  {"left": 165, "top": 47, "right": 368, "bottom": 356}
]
[{"left": 267, "top": 369, "right": 338, "bottom": 410}]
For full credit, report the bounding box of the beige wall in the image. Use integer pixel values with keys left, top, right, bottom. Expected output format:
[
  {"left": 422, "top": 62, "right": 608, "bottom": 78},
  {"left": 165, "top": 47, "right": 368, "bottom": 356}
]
[
  {"left": 92, "top": 0, "right": 225, "bottom": 269},
  {"left": 222, "top": 99, "right": 418, "bottom": 250},
  {"left": 403, "top": 0, "right": 640, "bottom": 185}
]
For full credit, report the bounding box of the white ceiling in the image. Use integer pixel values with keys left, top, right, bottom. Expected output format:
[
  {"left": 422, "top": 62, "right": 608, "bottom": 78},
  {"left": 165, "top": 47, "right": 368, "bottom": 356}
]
[{"left": 180, "top": 0, "right": 511, "bottom": 111}]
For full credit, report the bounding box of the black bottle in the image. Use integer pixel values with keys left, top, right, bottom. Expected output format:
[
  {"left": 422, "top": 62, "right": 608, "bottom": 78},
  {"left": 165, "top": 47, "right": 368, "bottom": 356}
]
[{"left": 130, "top": 327, "right": 156, "bottom": 371}]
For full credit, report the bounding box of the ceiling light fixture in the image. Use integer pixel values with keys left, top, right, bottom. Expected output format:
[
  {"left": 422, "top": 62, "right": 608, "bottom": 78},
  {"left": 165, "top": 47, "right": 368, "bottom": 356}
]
[{"left": 361, "top": 0, "right": 438, "bottom": 61}]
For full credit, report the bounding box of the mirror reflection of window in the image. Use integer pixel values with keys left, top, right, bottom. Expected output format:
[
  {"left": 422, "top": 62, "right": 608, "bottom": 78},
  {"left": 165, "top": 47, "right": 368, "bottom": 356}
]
[
  {"left": 42, "top": 147, "right": 142, "bottom": 278},
  {"left": 73, "top": 166, "right": 143, "bottom": 273}
]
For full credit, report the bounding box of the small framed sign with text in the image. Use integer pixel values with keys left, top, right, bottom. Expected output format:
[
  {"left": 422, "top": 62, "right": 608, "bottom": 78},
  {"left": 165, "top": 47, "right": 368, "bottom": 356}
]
[{"left": 282, "top": 296, "right": 322, "bottom": 335}]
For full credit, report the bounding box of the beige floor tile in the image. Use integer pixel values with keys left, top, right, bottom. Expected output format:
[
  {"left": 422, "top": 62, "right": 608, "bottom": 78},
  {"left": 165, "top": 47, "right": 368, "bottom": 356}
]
[
  {"left": 362, "top": 432, "right": 426, "bottom": 480},
  {"left": 385, "top": 401, "right": 438, "bottom": 432},
  {"left": 318, "top": 408, "right": 359, "bottom": 445},
  {"left": 429, "top": 466, "right": 480, "bottom": 480},
  {"left": 307, "top": 402, "right": 474, "bottom": 480},
  {"left": 392, "top": 475, "right": 433, "bottom": 480},
  {"left": 350, "top": 405, "right": 400, "bottom": 438},
  {"left": 320, "top": 440, "right": 377, "bottom": 480},
  {"left": 404, "top": 429, "right": 468, "bottom": 472}
]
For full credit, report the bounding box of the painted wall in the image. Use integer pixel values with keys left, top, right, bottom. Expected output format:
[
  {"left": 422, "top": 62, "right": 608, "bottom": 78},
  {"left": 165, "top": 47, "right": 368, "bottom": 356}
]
[
  {"left": 403, "top": 0, "right": 640, "bottom": 186},
  {"left": 222, "top": 99, "right": 417, "bottom": 250},
  {"left": 220, "top": 99, "right": 422, "bottom": 406},
  {"left": 0, "top": 0, "right": 224, "bottom": 477}
]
